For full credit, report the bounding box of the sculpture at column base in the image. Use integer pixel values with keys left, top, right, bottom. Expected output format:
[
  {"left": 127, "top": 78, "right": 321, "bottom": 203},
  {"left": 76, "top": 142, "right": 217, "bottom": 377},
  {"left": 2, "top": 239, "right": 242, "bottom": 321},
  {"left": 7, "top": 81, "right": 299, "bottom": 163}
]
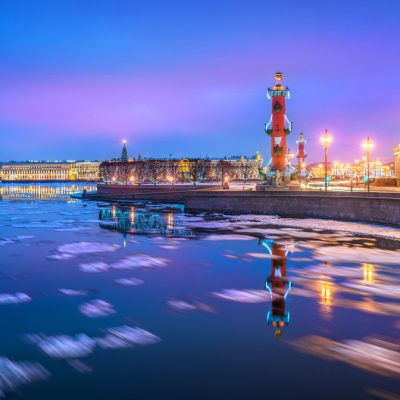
[{"left": 256, "top": 170, "right": 289, "bottom": 190}]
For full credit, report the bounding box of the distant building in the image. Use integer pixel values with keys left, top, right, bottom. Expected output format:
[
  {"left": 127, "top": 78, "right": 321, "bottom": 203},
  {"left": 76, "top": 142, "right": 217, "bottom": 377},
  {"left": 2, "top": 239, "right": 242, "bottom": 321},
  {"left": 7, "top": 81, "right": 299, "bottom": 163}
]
[
  {"left": 395, "top": 144, "right": 400, "bottom": 178},
  {"left": 0, "top": 162, "right": 100, "bottom": 182},
  {"left": 100, "top": 154, "right": 263, "bottom": 184}
]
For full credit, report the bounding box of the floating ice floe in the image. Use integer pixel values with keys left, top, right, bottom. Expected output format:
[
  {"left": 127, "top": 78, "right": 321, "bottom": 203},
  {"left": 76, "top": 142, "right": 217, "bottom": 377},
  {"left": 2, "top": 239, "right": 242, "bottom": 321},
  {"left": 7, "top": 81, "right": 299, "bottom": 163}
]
[
  {"left": 57, "top": 242, "right": 119, "bottom": 255},
  {"left": 79, "top": 299, "right": 115, "bottom": 318},
  {"left": 47, "top": 253, "right": 75, "bottom": 260},
  {"left": 213, "top": 289, "right": 269, "bottom": 303},
  {"left": 0, "top": 235, "right": 35, "bottom": 246},
  {"left": 29, "top": 334, "right": 96, "bottom": 359},
  {"left": 185, "top": 214, "right": 400, "bottom": 240},
  {"left": 290, "top": 335, "right": 400, "bottom": 378},
  {"left": 96, "top": 326, "right": 160, "bottom": 349},
  {"left": 111, "top": 254, "right": 169, "bottom": 270},
  {"left": 58, "top": 288, "right": 88, "bottom": 296},
  {"left": 115, "top": 277, "right": 144, "bottom": 286},
  {"left": 167, "top": 299, "right": 214, "bottom": 313},
  {"left": 13, "top": 222, "right": 65, "bottom": 229},
  {"left": 0, "top": 292, "right": 31, "bottom": 304},
  {"left": 0, "top": 357, "right": 50, "bottom": 398},
  {"left": 204, "top": 234, "right": 255, "bottom": 241},
  {"left": 246, "top": 252, "right": 281, "bottom": 259},
  {"left": 159, "top": 245, "right": 179, "bottom": 250},
  {"left": 79, "top": 262, "right": 109, "bottom": 273},
  {"left": 314, "top": 246, "right": 400, "bottom": 264},
  {"left": 342, "top": 282, "right": 400, "bottom": 299},
  {"left": 167, "top": 299, "right": 196, "bottom": 312}
]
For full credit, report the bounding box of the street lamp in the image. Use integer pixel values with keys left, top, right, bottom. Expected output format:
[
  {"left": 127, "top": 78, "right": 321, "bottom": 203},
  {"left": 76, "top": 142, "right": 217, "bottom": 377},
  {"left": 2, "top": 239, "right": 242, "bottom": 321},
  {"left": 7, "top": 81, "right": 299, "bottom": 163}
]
[
  {"left": 362, "top": 137, "right": 373, "bottom": 192},
  {"left": 320, "top": 129, "right": 332, "bottom": 192}
]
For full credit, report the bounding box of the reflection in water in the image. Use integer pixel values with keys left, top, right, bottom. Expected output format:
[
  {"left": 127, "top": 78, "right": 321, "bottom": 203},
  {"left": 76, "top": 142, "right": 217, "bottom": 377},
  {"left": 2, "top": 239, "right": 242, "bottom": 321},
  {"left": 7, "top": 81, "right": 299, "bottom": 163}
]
[
  {"left": 320, "top": 280, "right": 333, "bottom": 316},
  {"left": 261, "top": 240, "right": 292, "bottom": 337},
  {"left": 98, "top": 207, "right": 192, "bottom": 237},
  {"left": 318, "top": 262, "right": 334, "bottom": 317},
  {"left": 363, "top": 263, "right": 374, "bottom": 284},
  {"left": 0, "top": 183, "right": 96, "bottom": 200}
]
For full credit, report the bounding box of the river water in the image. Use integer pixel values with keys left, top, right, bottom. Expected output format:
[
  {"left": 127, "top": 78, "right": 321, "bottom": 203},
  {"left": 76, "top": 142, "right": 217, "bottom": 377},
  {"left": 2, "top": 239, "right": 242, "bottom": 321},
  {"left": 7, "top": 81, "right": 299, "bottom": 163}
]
[{"left": 0, "top": 183, "right": 399, "bottom": 399}]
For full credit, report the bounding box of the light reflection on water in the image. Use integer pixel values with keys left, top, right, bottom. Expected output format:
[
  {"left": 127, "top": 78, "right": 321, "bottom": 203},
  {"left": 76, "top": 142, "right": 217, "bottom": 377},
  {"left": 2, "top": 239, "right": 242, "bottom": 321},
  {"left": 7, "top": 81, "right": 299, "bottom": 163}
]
[
  {"left": 0, "top": 183, "right": 97, "bottom": 200},
  {"left": 0, "top": 183, "right": 399, "bottom": 399}
]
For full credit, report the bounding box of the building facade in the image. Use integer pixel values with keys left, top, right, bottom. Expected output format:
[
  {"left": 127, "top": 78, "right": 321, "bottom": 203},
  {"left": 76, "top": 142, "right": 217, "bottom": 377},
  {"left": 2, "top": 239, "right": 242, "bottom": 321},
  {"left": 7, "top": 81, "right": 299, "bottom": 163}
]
[
  {"left": 100, "top": 155, "right": 263, "bottom": 184},
  {"left": 395, "top": 145, "right": 400, "bottom": 178},
  {"left": 0, "top": 162, "right": 100, "bottom": 182}
]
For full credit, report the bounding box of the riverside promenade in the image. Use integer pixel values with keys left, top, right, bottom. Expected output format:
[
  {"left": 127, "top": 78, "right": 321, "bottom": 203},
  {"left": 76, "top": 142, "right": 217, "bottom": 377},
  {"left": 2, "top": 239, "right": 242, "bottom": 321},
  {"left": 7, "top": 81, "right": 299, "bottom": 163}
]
[{"left": 81, "top": 184, "right": 400, "bottom": 226}]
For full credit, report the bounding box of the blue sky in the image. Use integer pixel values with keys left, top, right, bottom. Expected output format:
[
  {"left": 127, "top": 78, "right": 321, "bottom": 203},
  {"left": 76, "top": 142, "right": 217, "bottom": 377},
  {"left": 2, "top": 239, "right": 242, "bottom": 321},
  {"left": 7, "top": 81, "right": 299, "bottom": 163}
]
[{"left": 0, "top": 0, "right": 399, "bottom": 163}]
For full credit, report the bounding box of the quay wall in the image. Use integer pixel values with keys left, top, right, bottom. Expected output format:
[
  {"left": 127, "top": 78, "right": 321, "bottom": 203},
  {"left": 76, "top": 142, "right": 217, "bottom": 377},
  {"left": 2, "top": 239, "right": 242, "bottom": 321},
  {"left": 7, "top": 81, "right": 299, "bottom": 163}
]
[
  {"left": 184, "top": 191, "right": 400, "bottom": 226},
  {"left": 88, "top": 186, "right": 400, "bottom": 226}
]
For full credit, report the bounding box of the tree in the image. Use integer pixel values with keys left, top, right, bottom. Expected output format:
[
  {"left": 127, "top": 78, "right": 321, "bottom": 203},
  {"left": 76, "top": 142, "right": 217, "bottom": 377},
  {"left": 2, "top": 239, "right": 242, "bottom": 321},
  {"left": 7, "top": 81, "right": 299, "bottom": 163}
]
[
  {"left": 145, "top": 159, "right": 164, "bottom": 184},
  {"left": 188, "top": 160, "right": 208, "bottom": 183}
]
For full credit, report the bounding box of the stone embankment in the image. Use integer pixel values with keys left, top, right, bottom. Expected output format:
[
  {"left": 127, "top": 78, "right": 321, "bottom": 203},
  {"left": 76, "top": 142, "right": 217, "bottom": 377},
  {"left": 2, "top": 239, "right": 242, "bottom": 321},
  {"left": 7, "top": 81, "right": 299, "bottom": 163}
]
[{"left": 81, "top": 184, "right": 400, "bottom": 226}]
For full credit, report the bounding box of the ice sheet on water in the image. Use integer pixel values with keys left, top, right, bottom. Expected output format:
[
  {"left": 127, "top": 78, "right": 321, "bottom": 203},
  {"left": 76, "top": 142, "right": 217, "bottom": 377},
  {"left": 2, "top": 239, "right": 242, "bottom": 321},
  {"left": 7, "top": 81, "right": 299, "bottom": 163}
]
[
  {"left": 57, "top": 242, "right": 119, "bottom": 255},
  {"left": 204, "top": 234, "right": 255, "bottom": 241},
  {"left": 47, "top": 253, "right": 75, "bottom": 260},
  {"left": 0, "top": 357, "right": 50, "bottom": 398},
  {"left": 0, "top": 292, "right": 31, "bottom": 304},
  {"left": 290, "top": 335, "right": 400, "bottom": 378},
  {"left": 167, "top": 299, "right": 214, "bottom": 313},
  {"left": 342, "top": 282, "right": 400, "bottom": 299},
  {"left": 79, "top": 299, "right": 115, "bottom": 318},
  {"left": 13, "top": 222, "right": 66, "bottom": 229},
  {"left": 111, "top": 254, "right": 169, "bottom": 270},
  {"left": 96, "top": 326, "right": 160, "bottom": 349},
  {"left": 79, "top": 262, "right": 109, "bottom": 273},
  {"left": 0, "top": 235, "right": 35, "bottom": 246},
  {"left": 29, "top": 334, "right": 96, "bottom": 359},
  {"left": 315, "top": 246, "right": 400, "bottom": 264},
  {"left": 167, "top": 299, "right": 196, "bottom": 311},
  {"left": 246, "top": 252, "right": 282, "bottom": 259},
  {"left": 58, "top": 288, "right": 88, "bottom": 296},
  {"left": 185, "top": 214, "right": 400, "bottom": 240},
  {"left": 54, "top": 227, "right": 92, "bottom": 232},
  {"left": 213, "top": 289, "right": 269, "bottom": 303},
  {"left": 115, "top": 277, "right": 144, "bottom": 286}
]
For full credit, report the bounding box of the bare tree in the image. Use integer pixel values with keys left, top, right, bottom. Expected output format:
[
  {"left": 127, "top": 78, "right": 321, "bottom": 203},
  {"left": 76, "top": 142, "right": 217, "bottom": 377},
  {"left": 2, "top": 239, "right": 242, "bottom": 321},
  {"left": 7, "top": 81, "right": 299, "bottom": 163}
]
[
  {"left": 145, "top": 159, "right": 164, "bottom": 184},
  {"left": 188, "top": 159, "right": 208, "bottom": 184}
]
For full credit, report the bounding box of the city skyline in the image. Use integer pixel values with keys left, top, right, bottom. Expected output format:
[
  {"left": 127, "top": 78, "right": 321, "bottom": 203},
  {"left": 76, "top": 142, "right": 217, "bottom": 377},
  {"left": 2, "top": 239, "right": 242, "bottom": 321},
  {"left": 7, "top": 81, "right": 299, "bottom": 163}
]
[{"left": 1, "top": 0, "right": 399, "bottom": 163}]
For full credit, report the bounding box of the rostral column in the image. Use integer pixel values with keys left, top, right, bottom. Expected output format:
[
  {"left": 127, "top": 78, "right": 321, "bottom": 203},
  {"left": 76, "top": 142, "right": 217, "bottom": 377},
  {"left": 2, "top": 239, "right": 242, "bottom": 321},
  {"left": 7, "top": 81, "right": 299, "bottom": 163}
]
[{"left": 265, "top": 72, "right": 292, "bottom": 172}]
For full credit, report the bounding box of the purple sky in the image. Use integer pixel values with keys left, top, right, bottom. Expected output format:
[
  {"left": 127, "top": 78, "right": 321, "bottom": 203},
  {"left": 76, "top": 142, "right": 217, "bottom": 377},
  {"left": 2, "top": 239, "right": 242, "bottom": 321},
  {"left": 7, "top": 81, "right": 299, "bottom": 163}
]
[{"left": 1, "top": 0, "right": 399, "bottom": 163}]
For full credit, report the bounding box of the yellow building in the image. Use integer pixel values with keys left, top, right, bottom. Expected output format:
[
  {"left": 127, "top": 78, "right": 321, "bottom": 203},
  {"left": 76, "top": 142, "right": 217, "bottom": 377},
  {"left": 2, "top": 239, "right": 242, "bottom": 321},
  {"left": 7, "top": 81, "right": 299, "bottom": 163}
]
[
  {"left": 0, "top": 162, "right": 100, "bottom": 182},
  {"left": 394, "top": 145, "right": 400, "bottom": 178}
]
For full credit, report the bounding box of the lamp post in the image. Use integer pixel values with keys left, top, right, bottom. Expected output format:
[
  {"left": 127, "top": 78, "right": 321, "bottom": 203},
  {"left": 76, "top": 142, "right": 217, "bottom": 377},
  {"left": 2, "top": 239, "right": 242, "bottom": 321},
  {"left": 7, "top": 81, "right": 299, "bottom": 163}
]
[
  {"left": 320, "top": 129, "right": 332, "bottom": 192},
  {"left": 362, "top": 137, "right": 373, "bottom": 193}
]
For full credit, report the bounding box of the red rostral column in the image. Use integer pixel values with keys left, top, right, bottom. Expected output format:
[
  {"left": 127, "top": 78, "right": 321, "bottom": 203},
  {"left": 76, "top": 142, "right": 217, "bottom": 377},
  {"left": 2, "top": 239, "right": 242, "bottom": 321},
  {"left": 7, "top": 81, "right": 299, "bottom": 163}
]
[
  {"left": 296, "top": 132, "right": 307, "bottom": 168},
  {"left": 265, "top": 72, "right": 292, "bottom": 171}
]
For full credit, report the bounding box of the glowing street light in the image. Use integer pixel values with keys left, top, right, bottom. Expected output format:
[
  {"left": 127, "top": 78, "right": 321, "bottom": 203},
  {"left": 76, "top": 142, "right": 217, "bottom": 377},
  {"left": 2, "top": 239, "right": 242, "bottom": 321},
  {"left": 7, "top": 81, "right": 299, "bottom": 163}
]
[
  {"left": 362, "top": 136, "right": 373, "bottom": 192},
  {"left": 320, "top": 129, "right": 332, "bottom": 192},
  {"left": 223, "top": 175, "right": 230, "bottom": 189}
]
